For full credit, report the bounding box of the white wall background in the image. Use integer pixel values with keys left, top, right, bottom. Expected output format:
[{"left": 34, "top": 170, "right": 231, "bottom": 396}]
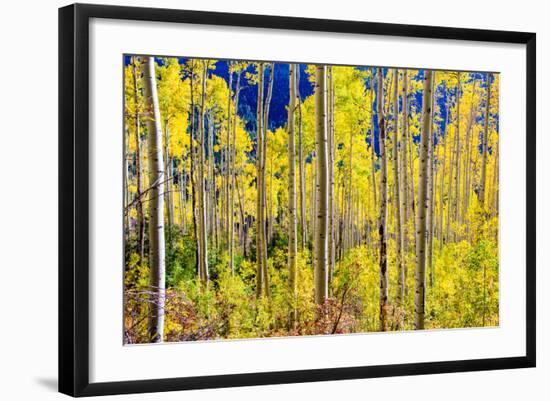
[{"left": 0, "top": 0, "right": 545, "bottom": 399}]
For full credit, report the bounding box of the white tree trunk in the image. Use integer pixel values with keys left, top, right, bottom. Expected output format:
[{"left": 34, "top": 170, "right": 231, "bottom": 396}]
[
  {"left": 370, "top": 68, "right": 378, "bottom": 220},
  {"left": 141, "top": 56, "right": 166, "bottom": 342},
  {"left": 229, "top": 72, "right": 241, "bottom": 276},
  {"left": 261, "top": 63, "right": 274, "bottom": 296},
  {"left": 297, "top": 67, "right": 307, "bottom": 250},
  {"left": 453, "top": 74, "right": 462, "bottom": 230},
  {"left": 131, "top": 57, "right": 145, "bottom": 264},
  {"left": 426, "top": 77, "right": 435, "bottom": 287},
  {"left": 392, "top": 69, "right": 404, "bottom": 305},
  {"left": 328, "top": 66, "right": 336, "bottom": 287},
  {"left": 400, "top": 70, "right": 409, "bottom": 294},
  {"left": 164, "top": 123, "right": 174, "bottom": 233},
  {"left": 439, "top": 99, "right": 450, "bottom": 250},
  {"left": 197, "top": 61, "right": 209, "bottom": 286},
  {"left": 414, "top": 69, "right": 434, "bottom": 330},
  {"left": 314, "top": 65, "right": 328, "bottom": 306},
  {"left": 255, "top": 63, "right": 265, "bottom": 298},
  {"left": 226, "top": 66, "right": 233, "bottom": 250},
  {"left": 479, "top": 73, "right": 492, "bottom": 207},
  {"left": 377, "top": 68, "right": 389, "bottom": 331},
  {"left": 461, "top": 77, "right": 478, "bottom": 224},
  {"left": 288, "top": 64, "right": 298, "bottom": 324}
]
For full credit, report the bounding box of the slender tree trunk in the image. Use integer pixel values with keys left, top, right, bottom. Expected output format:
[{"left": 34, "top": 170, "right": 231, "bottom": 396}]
[
  {"left": 347, "top": 128, "right": 353, "bottom": 253},
  {"left": 377, "top": 68, "right": 389, "bottom": 331},
  {"left": 261, "top": 63, "right": 274, "bottom": 296},
  {"left": 164, "top": 123, "right": 174, "bottom": 240},
  {"left": 426, "top": 77, "right": 435, "bottom": 287},
  {"left": 479, "top": 73, "right": 492, "bottom": 207},
  {"left": 434, "top": 131, "right": 440, "bottom": 241},
  {"left": 288, "top": 64, "right": 298, "bottom": 325},
  {"left": 311, "top": 160, "right": 317, "bottom": 246},
  {"left": 226, "top": 66, "right": 233, "bottom": 249},
  {"left": 189, "top": 63, "right": 199, "bottom": 275},
  {"left": 268, "top": 154, "right": 274, "bottom": 243},
  {"left": 328, "top": 66, "right": 336, "bottom": 288},
  {"left": 401, "top": 70, "right": 409, "bottom": 293},
  {"left": 314, "top": 65, "right": 328, "bottom": 306},
  {"left": 180, "top": 169, "right": 187, "bottom": 234},
  {"left": 350, "top": 182, "right": 355, "bottom": 248},
  {"left": 414, "top": 69, "right": 434, "bottom": 330},
  {"left": 336, "top": 179, "right": 343, "bottom": 259},
  {"left": 255, "top": 63, "right": 266, "bottom": 298},
  {"left": 407, "top": 75, "right": 417, "bottom": 246},
  {"left": 453, "top": 74, "right": 462, "bottom": 233},
  {"left": 124, "top": 138, "right": 130, "bottom": 235},
  {"left": 226, "top": 75, "right": 233, "bottom": 267},
  {"left": 392, "top": 69, "right": 404, "bottom": 305},
  {"left": 445, "top": 90, "right": 455, "bottom": 244},
  {"left": 297, "top": 66, "right": 307, "bottom": 250},
  {"left": 409, "top": 119, "right": 416, "bottom": 246},
  {"left": 207, "top": 114, "right": 215, "bottom": 243},
  {"left": 131, "top": 57, "right": 145, "bottom": 264},
  {"left": 439, "top": 99, "right": 450, "bottom": 252},
  {"left": 462, "top": 77, "right": 478, "bottom": 224},
  {"left": 370, "top": 69, "right": 378, "bottom": 216},
  {"left": 213, "top": 166, "right": 219, "bottom": 249},
  {"left": 229, "top": 72, "right": 241, "bottom": 276},
  {"left": 142, "top": 56, "right": 166, "bottom": 343},
  {"left": 491, "top": 142, "right": 499, "bottom": 219},
  {"left": 197, "top": 61, "right": 209, "bottom": 286},
  {"left": 236, "top": 172, "right": 247, "bottom": 256}
]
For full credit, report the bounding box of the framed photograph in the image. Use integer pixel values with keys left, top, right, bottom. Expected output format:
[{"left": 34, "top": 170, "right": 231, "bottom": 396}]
[{"left": 58, "top": 3, "right": 536, "bottom": 397}]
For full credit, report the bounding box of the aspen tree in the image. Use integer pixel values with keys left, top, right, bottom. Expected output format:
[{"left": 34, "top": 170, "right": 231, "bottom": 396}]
[
  {"left": 479, "top": 73, "right": 492, "bottom": 207},
  {"left": 261, "top": 63, "right": 274, "bottom": 295},
  {"left": 462, "top": 77, "right": 478, "bottom": 224},
  {"left": 297, "top": 67, "right": 307, "bottom": 250},
  {"left": 131, "top": 57, "right": 145, "bottom": 264},
  {"left": 188, "top": 61, "right": 199, "bottom": 274},
  {"left": 377, "top": 67, "right": 389, "bottom": 331},
  {"left": 141, "top": 56, "right": 166, "bottom": 342},
  {"left": 328, "top": 66, "right": 336, "bottom": 286},
  {"left": 453, "top": 74, "right": 462, "bottom": 233},
  {"left": 392, "top": 69, "right": 404, "bottom": 304},
  {"left": 370, "top": 68, "right": 378, "bottom": 216},
  {"left": 345, "top": 128, "right": 353, "bottom": 253},
  {"left": 197, "top": 60, "right": 209, "bottom": 286},
  {"left": 206, "top": 114, "right": 215, "bottom": 242},
  {"left": 229, "top": 70, "right": 241, "bottom": 276},
  {"left": 255, "top": 63, "right": 266, "bottom": 298},
  {"left": 311, "top": 159, "right": 316, "bottom": 245},
  {"left": 407, "top": 78, "right": 417, "bottom": 249},
  {"left": 439, "top": 97, "right": 450, "bottom": 251},
  {"left": 124, "top": 129, "right": 130, "bottom": 235},
  {"left": 426, "top": 75, "right": 435, "bottom": 287},
  {"left": 314, "top": 65, "right": 328, "bottom": 306},
  {"left": 180, "top": 168, "right": 187, "bottom": 234},
  {"left": 164, "top": 123, "right": 174, "bottom": 235},
  {"left": 288, "top": 64, "right": 298, "bottom": 324},
  {"left": 445, "top": 89, "right": 455, "bottom": 243},
  {"left": 491, "top": 142, "right": 499, "bottom": 219},
  {"left": 400, "top": 70, "right": 410, "bottom": 291},
  {"left": 226, "top": 64, "right": 233, "bottom": 248},
  {"left": 414, "top": 69, "right": 434, "bottom": 330}
]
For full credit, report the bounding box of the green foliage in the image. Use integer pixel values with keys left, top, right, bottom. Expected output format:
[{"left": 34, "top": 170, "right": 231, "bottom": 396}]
[
  {"left": 165, "top": 228, "right": 197, "bottom": 288},
  {"left": 125, "top": 232, "right": 499, "bottom": 343},
  {"left": 427, "top": 240, "right": 499, "bottom": 328}
]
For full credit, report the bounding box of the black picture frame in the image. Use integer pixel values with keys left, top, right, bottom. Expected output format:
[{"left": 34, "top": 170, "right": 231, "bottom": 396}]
[{"left": 59, "top": 3, "right": 536, "bottom": 397}]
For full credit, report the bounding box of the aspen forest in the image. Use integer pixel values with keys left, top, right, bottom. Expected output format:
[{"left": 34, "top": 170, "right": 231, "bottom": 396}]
[{"left": 123, "top": 56, "right": 500, "bottom": 344}]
